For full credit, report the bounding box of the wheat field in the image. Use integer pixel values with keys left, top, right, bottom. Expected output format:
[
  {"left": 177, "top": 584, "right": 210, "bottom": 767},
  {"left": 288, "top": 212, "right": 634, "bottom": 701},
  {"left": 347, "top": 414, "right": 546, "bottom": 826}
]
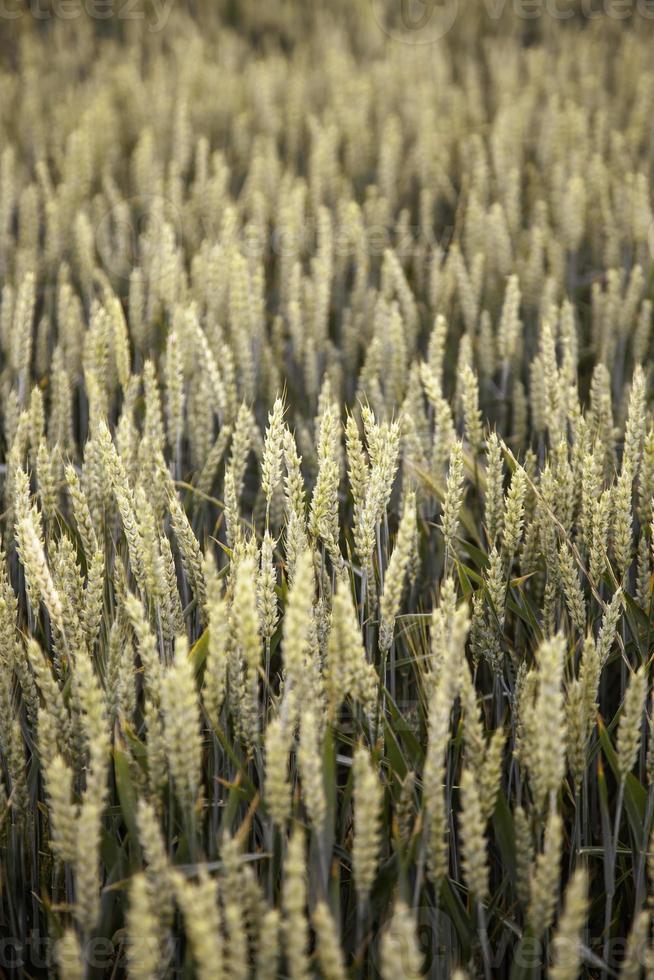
[{"left": 0, "top": 2, "right": 653, "bottom": 977}]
